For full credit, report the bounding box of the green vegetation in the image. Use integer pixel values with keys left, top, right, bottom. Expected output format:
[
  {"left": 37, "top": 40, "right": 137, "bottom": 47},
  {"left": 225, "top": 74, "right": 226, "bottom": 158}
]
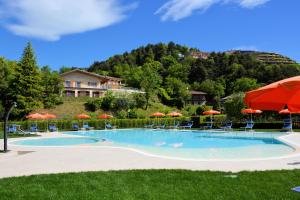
[
  {"left": 87, "top": 42, "right": 300, "bottom": 108},
  {"left": 0, "top": 43, "right": 63, "bottom": 120},
  {"left": 0, "top": 170, "right": 300, "bottom": 199}
]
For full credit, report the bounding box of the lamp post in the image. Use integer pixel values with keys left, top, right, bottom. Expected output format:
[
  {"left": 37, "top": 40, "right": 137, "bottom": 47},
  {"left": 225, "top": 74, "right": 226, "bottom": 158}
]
[{"left": 3, "top": 102, "right": 17, "bottom": 152}]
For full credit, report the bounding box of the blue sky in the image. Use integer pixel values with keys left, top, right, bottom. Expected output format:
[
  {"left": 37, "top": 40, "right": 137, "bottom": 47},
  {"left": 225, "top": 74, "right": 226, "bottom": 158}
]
[{"left": 0, "top": 0, "right": 299, "bottom": 70}]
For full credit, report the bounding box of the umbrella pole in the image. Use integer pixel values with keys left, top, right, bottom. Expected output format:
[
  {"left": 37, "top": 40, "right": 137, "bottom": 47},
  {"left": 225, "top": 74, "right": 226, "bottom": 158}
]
[{"left": 290, "top": 113, "right": 293, "bottom": 132}]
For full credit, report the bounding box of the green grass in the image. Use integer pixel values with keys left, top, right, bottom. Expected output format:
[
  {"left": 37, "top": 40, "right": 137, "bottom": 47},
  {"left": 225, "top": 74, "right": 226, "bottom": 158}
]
[{"left": 0, "top": 170, "right": 300, "bottom": 199}]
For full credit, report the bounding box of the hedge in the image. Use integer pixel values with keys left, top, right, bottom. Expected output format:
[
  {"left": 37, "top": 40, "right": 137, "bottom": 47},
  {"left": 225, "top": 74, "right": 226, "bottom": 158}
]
[{"left": 0, "top": 117, "right": 190, "bottom": 132}]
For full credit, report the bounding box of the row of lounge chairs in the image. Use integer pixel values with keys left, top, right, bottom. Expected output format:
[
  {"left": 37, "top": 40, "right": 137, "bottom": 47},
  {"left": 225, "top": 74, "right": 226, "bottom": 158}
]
[
  {"left": 144, "top": 121, "right": 194, "bottom": 129},
  {"left": 7, "top": 122, "right": 116, "bottom": 134}
]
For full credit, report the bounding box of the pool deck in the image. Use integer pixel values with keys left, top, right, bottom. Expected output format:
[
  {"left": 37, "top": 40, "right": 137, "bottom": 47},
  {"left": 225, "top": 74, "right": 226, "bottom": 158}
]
[{"left": 1, "top": 131, "right": 300, "bottom": 178}]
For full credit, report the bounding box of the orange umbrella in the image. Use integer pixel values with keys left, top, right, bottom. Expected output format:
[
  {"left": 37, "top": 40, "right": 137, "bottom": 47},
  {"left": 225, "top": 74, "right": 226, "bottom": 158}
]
[
  {"left": 241, "top": 108, "right": 262, "bottom": 114},
  {"left": 43, "top": 113, "right": 57, "bottom": 119},
  {"left": 75, "top": 114, "right": 91, "bottom": 119},
  {"left": 167, "top": 112, "right": 182, "bottom": 117},
  {"left": 150, "top": 112, "right": 165, "bottom": 117},
  {"left": 98, "top": 114, "right": 113, "bottom": 119},
  {"left": 26, "top": 113, "right": 46, "bottom": 119},
  {"left": 203, "top": 110, "right": 221, "bottom": 115},
  {"left": 242, "top": 108, "right": 262, "bottom": 122},
  {"left": 244, "top": 76, "right": 300, "bottom": 112},
  {"left": 279, "top": 109, "right": 300, "bottom": 114}
]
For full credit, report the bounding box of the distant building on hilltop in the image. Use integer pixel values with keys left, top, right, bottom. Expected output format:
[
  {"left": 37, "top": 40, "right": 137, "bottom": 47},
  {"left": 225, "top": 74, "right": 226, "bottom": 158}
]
[
  {"left": 60, "top": 69, "right": 142, "bottom": 98},
  {"left": 189, "top": 51, "right": 210, "bottom": 59}
]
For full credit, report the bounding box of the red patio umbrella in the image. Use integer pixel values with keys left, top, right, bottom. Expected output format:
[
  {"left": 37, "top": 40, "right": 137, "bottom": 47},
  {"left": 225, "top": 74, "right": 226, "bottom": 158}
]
[
  {"left": 98, "top": 114, "right": 113, "bottom": 119},
  {"left": 203, "top": 110, "right": 221, "bottom": 125},
  {"left": 150, "top": 112, "right": 165, "bottom": 117},
  {"left": 244, "top": 75, "right": 300, "bottom": 112},
  {"left": 241, "top": 108, "right": 262, "bottom": 122},
  {"left": 26, "top": 113, "right": 46, "bottom": 119},
  {"left": 43, "top": 113, "right": 57, "bottom": 119},
  {"left": 167, "top": 112, "right": 182, "bottom": 117},
  {"left": 75, "top": 114, "right": 91, "bottom": 119}
]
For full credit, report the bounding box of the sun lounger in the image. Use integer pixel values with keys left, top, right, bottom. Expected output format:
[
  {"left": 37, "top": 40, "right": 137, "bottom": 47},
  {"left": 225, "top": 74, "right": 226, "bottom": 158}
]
[
  {"left": 282, "top": 119, "right": 292, "bottom": 132},
  {"left": 8, "top": 124, "right": 17, "bottom": 133},
  {"left": 72, "top": 123, "right": 79, "bottom": 131},
  {"left": 49, "top": 124, "right": 57, "bottom": 132},
  {"left": 30, "top": 124, "right": 39, "bottom": 132},
  {"left": 155, "top": 123, "right": 166, "bottom": 129},
  {"left": 167, "top": 121, "right": 180, "bottom": 129},
  {"left": 240, "top": 120, "right": 254, "bottom": 131},
  {"left": 220, "top": 121, "right": 232, "bottom": 131},
  {"left": 83, "top": 122, "right": 94, "bottom": 130},
  {"left": 144, "top": 123, "right": 154, "bottom": 128},
  {"left": 105, "top": 122, "right": 116, "bottom": 129},
  {"left": 202, "top": 122, "right": 213, "bottom": 129},
  {"left": 179, "top": 121, "right": 193, "bottom": 129}
]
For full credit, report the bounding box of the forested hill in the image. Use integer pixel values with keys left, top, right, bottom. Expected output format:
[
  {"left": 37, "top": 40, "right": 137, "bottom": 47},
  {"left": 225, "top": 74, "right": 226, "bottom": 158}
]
[{"left": 88, "top": 42, "right": 300, "bottom": 106}]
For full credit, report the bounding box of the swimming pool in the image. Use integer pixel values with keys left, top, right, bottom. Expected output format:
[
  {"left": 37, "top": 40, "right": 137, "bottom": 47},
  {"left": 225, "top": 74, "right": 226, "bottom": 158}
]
[{"left": 12, "top": 129, "right": 295, "bottom": 160}]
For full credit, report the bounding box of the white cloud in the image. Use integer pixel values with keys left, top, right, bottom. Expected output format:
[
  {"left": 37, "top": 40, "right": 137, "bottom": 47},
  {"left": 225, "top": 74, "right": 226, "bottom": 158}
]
[
  {"left": 156, "top": 0, "right": 270, "bottom": 21},
  {"left": 0, "top": 0, "right": 137, "bottom": 41}
]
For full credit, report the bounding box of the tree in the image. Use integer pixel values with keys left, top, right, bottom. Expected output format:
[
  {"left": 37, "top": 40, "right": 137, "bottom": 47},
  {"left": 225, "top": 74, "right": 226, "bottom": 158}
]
[
  {"left": 0, "top": 58, "right": 16, "bottom": 119},
  {"left": 232, "top": 77, "right": 260, "bottom": 93},
  {"left": 140, "top": 61, "right": 162, "bottom": 109},
  {"left": 165, "top": 77, "right": 191, "bottom": 108},
  {"left": 11, "top": 42, "right": 43, "bottom": 118},
  {"left": 223, "top": 93, "right": 245, "bottom": 120},
  {"left": 41, "top": 66, "right": 63, "bottom": 108}
]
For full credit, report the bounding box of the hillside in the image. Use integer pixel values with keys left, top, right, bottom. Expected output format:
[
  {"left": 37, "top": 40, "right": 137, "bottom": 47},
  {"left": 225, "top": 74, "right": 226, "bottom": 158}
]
[{"left": 87, "top": 42, "right": 300, "bottom": 107}]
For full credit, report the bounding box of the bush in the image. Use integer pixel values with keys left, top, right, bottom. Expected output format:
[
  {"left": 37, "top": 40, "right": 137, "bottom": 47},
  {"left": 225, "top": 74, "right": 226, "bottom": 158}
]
[
  {"left": 116, "top": 110, "right": 128, "bottom": 119},
  {"left": 223, "top": 93, "right": 245, "bottom": 120},
  {"left": 85, "top": 99, "right": 102, "bottom": 112}
]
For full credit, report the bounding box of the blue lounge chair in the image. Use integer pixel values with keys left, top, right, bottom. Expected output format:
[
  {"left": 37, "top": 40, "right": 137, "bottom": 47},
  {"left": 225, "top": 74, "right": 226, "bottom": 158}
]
[
  {"left": 144, "top": 123, "right": 154, "bottom": 128},
  {"left": 72, "top": 123, "right": 79, "bottom": 131},
  {"left": 30, "top": 124, "right": 39, "bottom": 132},
  {"left": 179, "top": 121, "right": 193, "bottom": 129},
  {"left": 282, "top": 119, "right": 292, "bottom": 132},
  {"left": 221, "top": 121, "right": 232, "bottom": 131},
  {"left": 241, "top": 120, "right": 254, "bottom": 131},
  {"left": 202, "top": 122, "right": 213, "bottom": 129},
  {"left": 105, "top": 122, "right": 116, "bottom": 129},
  {"left": 8, "top": 124, "right": 17, "bottom": 133},
  {"left": 156, "top": 122, "right": 166, "bottom": 129},
  {"left": 83, "top": 122, "right": 94, "bottom": 130},
  {"left": 167, "top": 121, "right": 180, "bottom": 129},
  {"left": 49, "top": 124, "right": 57, "bottom": 132}
]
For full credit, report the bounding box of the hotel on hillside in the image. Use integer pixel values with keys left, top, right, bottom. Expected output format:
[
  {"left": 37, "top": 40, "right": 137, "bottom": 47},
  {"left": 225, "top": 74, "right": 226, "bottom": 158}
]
[{"left": 60, "top": 69, "right": 142, "bottom": 97}]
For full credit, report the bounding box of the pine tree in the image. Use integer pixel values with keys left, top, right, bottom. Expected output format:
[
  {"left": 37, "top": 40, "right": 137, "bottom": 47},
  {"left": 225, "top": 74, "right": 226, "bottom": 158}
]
[{"left": 11, "top": 42, "right": 43, "bottom": 118}]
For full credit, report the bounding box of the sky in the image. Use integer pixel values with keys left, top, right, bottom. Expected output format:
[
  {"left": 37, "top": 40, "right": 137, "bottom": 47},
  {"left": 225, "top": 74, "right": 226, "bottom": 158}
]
[{"left": 0, "top": 0, "right": 299, "bottom": 70}]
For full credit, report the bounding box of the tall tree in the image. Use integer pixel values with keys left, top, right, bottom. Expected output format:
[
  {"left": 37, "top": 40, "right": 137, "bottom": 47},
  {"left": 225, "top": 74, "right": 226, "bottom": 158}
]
[
  {"left": 11, "top": 42, "right": 43, "bottom": 118},
  {"left": 140, "top": 61, "right": 162, "bottom": 109},
  {"left": 41, "top": 66, "right": 63, "bottom": 108}
]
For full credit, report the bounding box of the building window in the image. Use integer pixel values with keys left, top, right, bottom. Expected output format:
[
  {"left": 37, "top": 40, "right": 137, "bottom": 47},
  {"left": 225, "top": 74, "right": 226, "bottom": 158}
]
[
  {"left": 65, "top": 80, "right": 71, "bottom": 87},
  {"left": 88, "top": 82, "right": 97, "bottom": 87},
  {"left": 76, "top": 81, "right": 81, "bottom": 88}
]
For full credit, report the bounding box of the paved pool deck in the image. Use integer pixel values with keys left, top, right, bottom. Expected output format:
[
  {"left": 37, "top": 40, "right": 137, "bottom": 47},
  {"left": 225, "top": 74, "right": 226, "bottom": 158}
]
[{"left": 1, "top": 131, "right": 300, "bottom": 178}]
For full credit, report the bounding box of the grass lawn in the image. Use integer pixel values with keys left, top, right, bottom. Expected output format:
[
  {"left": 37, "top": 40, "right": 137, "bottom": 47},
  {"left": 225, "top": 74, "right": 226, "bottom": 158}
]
[{"left": 0, "top": 170, "right": 300, "bottom": 200}]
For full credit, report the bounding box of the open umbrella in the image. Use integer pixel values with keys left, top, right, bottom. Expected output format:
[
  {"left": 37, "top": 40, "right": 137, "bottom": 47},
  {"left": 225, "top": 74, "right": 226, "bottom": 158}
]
[
  {"left": 203, "top": 110, "right": 221, "bottom": 126},
  {"left": 167, "top": 112, "right": 182, "bottom": 117},
  {"left": 75, "top": 114, "right": 91, "bottom": 119},
  {"left": 167, "top": 112, "right": 182, "bottom": 127},
  {"left": 98, "top": 114, "right": 113, "bottom": 119},
  {"left": 26, "top": 113, "right": 46, "bottom": 131},
  {"left": 150, "top": 112, "right": 165, "bottom": 117},
  {"left": 26, "top": 113, "right": 46, "bottom": 119},
  {"left": 241, "top": 108, "right": 262, "bottom": 122},
  {"left": 244, "top": 75, "right": 300, "bottom": 112}
]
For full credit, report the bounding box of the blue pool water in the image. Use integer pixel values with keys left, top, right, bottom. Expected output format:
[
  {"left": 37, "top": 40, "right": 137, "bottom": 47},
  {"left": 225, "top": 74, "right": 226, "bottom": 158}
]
[{"left": 12, "top": 129, "right": 295, "bottom": 159}]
